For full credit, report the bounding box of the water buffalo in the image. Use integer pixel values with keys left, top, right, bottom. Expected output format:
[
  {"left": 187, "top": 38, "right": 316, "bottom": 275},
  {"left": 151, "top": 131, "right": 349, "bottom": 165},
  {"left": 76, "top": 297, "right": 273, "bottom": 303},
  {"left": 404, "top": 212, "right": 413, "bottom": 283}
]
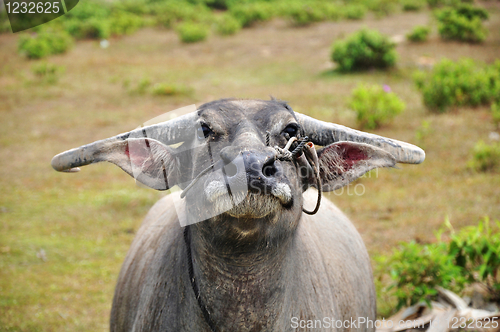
[{"left": 51, "top": 98, "right": 424, "bottom": 332}]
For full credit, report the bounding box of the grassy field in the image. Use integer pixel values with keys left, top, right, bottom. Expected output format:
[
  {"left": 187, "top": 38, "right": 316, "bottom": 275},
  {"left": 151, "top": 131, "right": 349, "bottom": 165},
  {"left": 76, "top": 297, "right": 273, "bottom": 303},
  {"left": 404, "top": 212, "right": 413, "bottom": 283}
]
[{"left": 1, "top": 3, "right": 500, "bottom": 331}]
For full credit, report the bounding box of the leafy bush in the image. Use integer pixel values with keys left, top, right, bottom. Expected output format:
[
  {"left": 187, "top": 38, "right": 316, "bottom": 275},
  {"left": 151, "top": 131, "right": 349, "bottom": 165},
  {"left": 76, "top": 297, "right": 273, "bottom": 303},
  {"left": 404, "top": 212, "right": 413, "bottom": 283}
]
[
  {"left": 342, "top": 4, "right": 367, "bottom": 20},
  {"left": 64, "top": 17, "right": 110, "bottom": 39},
  {"left": 151, "top": 83, "right": 193, "bottom": 96},
  {"left": 331, "top": 29, "right": 397, "bottom": 72},
  {"left": 128, "top": 77, "right": 151, "bottom": 95},
  {"left": 413, "top": 58, "right": 500, "bottom": 112},
  {"left": 18, "top": 30, "right": 74, "bottom": 59},
  {"left": 153, "top": 2, "right": 213, "bottom": 28},
  {"left": 229, "top": 2, "right": 276, "bottom": 27},
  {"left": 113, "top": 0, "right": 152, "bottom": 15},
  {"left": 426, "top": 0, "right": 460, "bottom": 8},
  {"left": 284, "top": 2, "right": 327, "bottom": 26},
  {"left": 177, "top": 22, "right": 209, "bottom": 43},
  {"left": 281, "top": 1, "right": 343, "bottom": 24},
  {"left": 436, "top": 4, "right": 489, "bottom": 43},
  {"left": 194, "top": 0, "right": 231, "bottom": 10},
  {"left": 366, "top": 0, "right": 399, "bottom": 16},
  {"left": 31, "top": 62, "right": 64, "bottom": 84},
  {"left": 31, "top": 62, "right": 60, "bottom": 76},
  {"left": 376, "top": 217, "right": 500, "bottom": 310},
  {"left": 376, "top": 240, "right": 465, "bottom": 309},
  {"left": 349, "top": 84, "right": 405, "bottom": 129},
  {"left": 407, "top": 25, "right": 430, "bottom": 42},
  {"left": 215, "top": 14, "right": 242, "bottom": 35},
  {"left": 448, "top": 218, "right": 500, "bottom": 299},
  {"left": 468, "top": 140, "right": 500, "bottom": 172},
  {"left": 402, "top": 0, "right": 426, "bottom": 11},
  {"left": 109, "top": 12, "right": 145, "bottom": 36}
]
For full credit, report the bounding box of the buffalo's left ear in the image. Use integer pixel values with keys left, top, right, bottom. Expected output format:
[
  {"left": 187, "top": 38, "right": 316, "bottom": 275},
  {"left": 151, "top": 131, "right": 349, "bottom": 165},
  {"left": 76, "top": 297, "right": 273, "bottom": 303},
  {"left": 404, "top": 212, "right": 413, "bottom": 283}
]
[{"left": 316, "top": 142, "right": 396, "bottom": 191}]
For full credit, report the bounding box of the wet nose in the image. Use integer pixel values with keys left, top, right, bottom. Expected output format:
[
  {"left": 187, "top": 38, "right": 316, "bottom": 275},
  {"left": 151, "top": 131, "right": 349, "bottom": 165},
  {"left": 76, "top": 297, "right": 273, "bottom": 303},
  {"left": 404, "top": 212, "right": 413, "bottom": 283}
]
[{"left": 220, "top": 147, "right": 279, "bottom": 183}]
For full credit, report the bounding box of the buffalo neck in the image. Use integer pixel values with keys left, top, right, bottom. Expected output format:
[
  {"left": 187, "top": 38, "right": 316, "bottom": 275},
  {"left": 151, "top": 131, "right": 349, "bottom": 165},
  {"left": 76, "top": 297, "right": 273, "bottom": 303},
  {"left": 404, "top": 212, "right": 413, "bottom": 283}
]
[{"left": 187, "top": 218, "right": 295, "bottom": 329}]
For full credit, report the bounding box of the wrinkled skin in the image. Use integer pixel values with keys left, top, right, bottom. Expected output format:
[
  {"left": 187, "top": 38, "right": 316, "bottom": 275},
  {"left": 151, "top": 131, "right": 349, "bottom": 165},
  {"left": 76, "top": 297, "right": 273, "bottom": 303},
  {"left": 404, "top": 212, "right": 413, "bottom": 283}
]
[
  {"left": 52, "top": 98, "right": 424, "bottom": 332},
  {"left": 111, "top": 190, "right": 375, "bottom": 332},
  {"left": 111, "top": 100, "right": 378, "bottom": 332}
]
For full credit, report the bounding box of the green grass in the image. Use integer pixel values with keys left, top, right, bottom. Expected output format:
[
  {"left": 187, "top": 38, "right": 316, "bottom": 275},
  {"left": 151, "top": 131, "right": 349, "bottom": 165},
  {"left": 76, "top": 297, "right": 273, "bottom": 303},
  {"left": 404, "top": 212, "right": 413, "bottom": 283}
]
[{"left": 1, "top": 5, "right": 500, "bottom": 330}]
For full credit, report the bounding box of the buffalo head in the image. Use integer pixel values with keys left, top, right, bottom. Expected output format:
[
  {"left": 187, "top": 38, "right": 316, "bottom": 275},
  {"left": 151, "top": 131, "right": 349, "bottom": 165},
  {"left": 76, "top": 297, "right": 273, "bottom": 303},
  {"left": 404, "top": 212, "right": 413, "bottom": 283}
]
[{"left": 52, "top": 98, "right": 424, "bottom": 252}]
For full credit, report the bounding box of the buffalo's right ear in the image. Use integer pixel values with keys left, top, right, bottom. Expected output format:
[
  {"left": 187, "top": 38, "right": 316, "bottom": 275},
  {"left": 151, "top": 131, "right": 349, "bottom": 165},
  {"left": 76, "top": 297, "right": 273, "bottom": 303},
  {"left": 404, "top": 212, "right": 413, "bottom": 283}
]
[
  {"left": 316, "top": 141, "right": 396, "bottom": 191},
  {"left": 52, "top": 137, "right": 180, "bottom": 191}
]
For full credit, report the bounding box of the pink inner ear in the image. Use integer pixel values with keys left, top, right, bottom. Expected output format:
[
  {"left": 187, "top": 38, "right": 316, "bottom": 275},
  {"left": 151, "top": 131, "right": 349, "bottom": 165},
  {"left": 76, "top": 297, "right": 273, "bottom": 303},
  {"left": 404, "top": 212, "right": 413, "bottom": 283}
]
[
  {"left": 125, "top": 139, "right": 154, "bottom": 168},
  {"left": 337, "top": 142, "right": 368, "bottom": 169},
  {"left": 320, "top": 142, "right": 369, "bottom": 175}
]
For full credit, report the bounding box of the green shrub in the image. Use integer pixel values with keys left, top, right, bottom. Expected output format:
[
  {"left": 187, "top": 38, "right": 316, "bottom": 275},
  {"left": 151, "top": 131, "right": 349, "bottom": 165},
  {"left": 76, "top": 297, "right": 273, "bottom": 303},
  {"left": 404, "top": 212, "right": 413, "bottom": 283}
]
[
  {"left": 426, "top": 0, "right": 459, "bottom": 8},
  {"left": 65, "top": 0, "right": 110, "bottom": 20},
  {"left": 109, "top": 12, "right": 144, "bottom": 36},
  {"left": 376, "top": 239, "right": 465, "bottom": 309},
  {"left": 129, "top": 77, "right": 151, "bottom": 95},
  {"left": 331, "top": 29, "right": 397, "bottom": 72},
  {"left": 151, "top": 2, "right": 212, "bottom": 28},
  {"left": 229, "top": 2, "right": 276, "bottom": 27},
  {"left": 151, "top": 83, "right": 193, "bottom": 96},
  {"left": 454, "top": 4, "right": 489, "bottom": 20},
  {"left": 366, "top": 0, "right": 399, "bottom": 16},
  {"left": 349, "top": 84, "right": 405, "bottom": 129},
  {"left": 112, "top": 0, "right": 152, "bottom": 15},
  {"left": 177, "top": 22, "right": 208, "bottom": 43},
  {"left": 215, "top": 14, "right": 241, "bottom": 35},
  {"left": 448, "top": 217, "right": 500, "bottom": 298},
  {"left": 322, "top": 3, "right": 343, "bottom": 21},
  {"left": 18, "top": 30, "right": 74, "bottom": 59},
  {"left": 64, "top": 17, "right": 110, "bottom": 39},
  {"left": 468, "top": 140, "right": 500, "bottom": 172},
  {"left": 280, "top": 1, "right": 344, "bottom": 25},
  {"left": 342, "top": 4, "right": 367, "bottom": 20},
  {"left": 31, "top": 62, "right": 61, "bottom": 76},
  {"left": 407, "top": 25, "right": 430, "bottom": 42},
  {"left": 402, "top": 0, "right": 426, "bottom": 11},
  {"left": 414, "top": 58, "right": 500, "bottom": 112},
  {"left": 284, "top": 2, "right": 326, "bottom": 26},
  {"left": 31, "top": 62, "right": 64, "bottom": 84},
  {"left": 375, "top": 217, "right": 500, "bottom": 310},
  {"left": 436, "top": 4, "right": 489, "bottom": 43},
  {"left": 194, "top": 0, "right": 231, "bottom": 10}
]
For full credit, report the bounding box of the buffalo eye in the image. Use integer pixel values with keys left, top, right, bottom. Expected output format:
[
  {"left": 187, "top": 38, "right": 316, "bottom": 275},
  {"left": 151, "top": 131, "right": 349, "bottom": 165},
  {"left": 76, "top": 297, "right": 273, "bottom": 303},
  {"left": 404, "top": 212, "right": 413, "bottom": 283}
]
[
  {"left": 197, "top": 124, "right": 212, "bottom": 140},
  {"left": 283, "top": 124, "right": 299, "bottom": 137}
]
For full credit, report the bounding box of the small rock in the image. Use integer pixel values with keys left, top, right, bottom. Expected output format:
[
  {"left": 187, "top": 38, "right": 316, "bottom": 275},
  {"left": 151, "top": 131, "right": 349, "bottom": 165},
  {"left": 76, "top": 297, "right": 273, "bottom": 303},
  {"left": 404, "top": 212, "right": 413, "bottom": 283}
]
[
  {"left": 391, "top": 34, "right": 405, "bottom": 44},
  {"left": 100, "top": 39, "right": 109, "bottom": 49},
  {"left": 489, "top": 131, "right": 500, "bottom": 141},
  {"left": 36, "top": 249, "right": 47, "bottom": 262}
]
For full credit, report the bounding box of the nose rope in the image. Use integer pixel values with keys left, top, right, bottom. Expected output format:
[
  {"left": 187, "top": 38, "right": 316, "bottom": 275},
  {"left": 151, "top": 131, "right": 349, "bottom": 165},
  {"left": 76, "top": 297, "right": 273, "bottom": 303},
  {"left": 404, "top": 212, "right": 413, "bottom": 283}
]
[
  {"left": 181, "top": 136, "right": 322, "bottom": 215},
  {"left": 274, "top": 136, "right": 322, "bottom": 215}
]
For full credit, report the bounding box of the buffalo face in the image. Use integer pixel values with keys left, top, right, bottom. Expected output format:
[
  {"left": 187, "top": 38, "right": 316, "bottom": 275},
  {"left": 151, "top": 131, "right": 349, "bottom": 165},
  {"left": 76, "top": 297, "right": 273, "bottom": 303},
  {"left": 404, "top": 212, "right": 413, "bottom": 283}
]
[{"left": 51, "top": 98, "right": 424, "bottom": 250}]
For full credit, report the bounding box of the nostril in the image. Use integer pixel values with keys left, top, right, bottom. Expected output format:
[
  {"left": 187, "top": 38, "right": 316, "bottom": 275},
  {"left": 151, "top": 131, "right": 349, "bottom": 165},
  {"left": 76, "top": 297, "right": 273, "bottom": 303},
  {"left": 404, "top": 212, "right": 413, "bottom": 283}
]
[
  {"left": 224, "top": 162, "right": 238, "bottom": 177},
  {"left": 262, "top": 159, "right": 277, "bottom": 177}
]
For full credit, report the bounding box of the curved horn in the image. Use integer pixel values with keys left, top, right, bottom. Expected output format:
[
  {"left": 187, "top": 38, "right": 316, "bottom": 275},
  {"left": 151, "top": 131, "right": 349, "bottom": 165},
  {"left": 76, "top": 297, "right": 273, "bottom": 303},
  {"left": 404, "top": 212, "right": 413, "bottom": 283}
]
[
  {"left": 51, "top": 111, "right": 198, "bottom": 172},
  {"left": 296, "top": 113, "right": 425, "bottom": 164}
]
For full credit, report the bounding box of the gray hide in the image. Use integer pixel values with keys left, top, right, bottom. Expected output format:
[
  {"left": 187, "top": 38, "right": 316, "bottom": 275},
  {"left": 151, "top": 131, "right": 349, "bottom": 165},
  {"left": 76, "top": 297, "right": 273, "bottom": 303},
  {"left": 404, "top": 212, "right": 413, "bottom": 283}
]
[{"left": 51, "top": 98, "right": 425, "bottom": 332}]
